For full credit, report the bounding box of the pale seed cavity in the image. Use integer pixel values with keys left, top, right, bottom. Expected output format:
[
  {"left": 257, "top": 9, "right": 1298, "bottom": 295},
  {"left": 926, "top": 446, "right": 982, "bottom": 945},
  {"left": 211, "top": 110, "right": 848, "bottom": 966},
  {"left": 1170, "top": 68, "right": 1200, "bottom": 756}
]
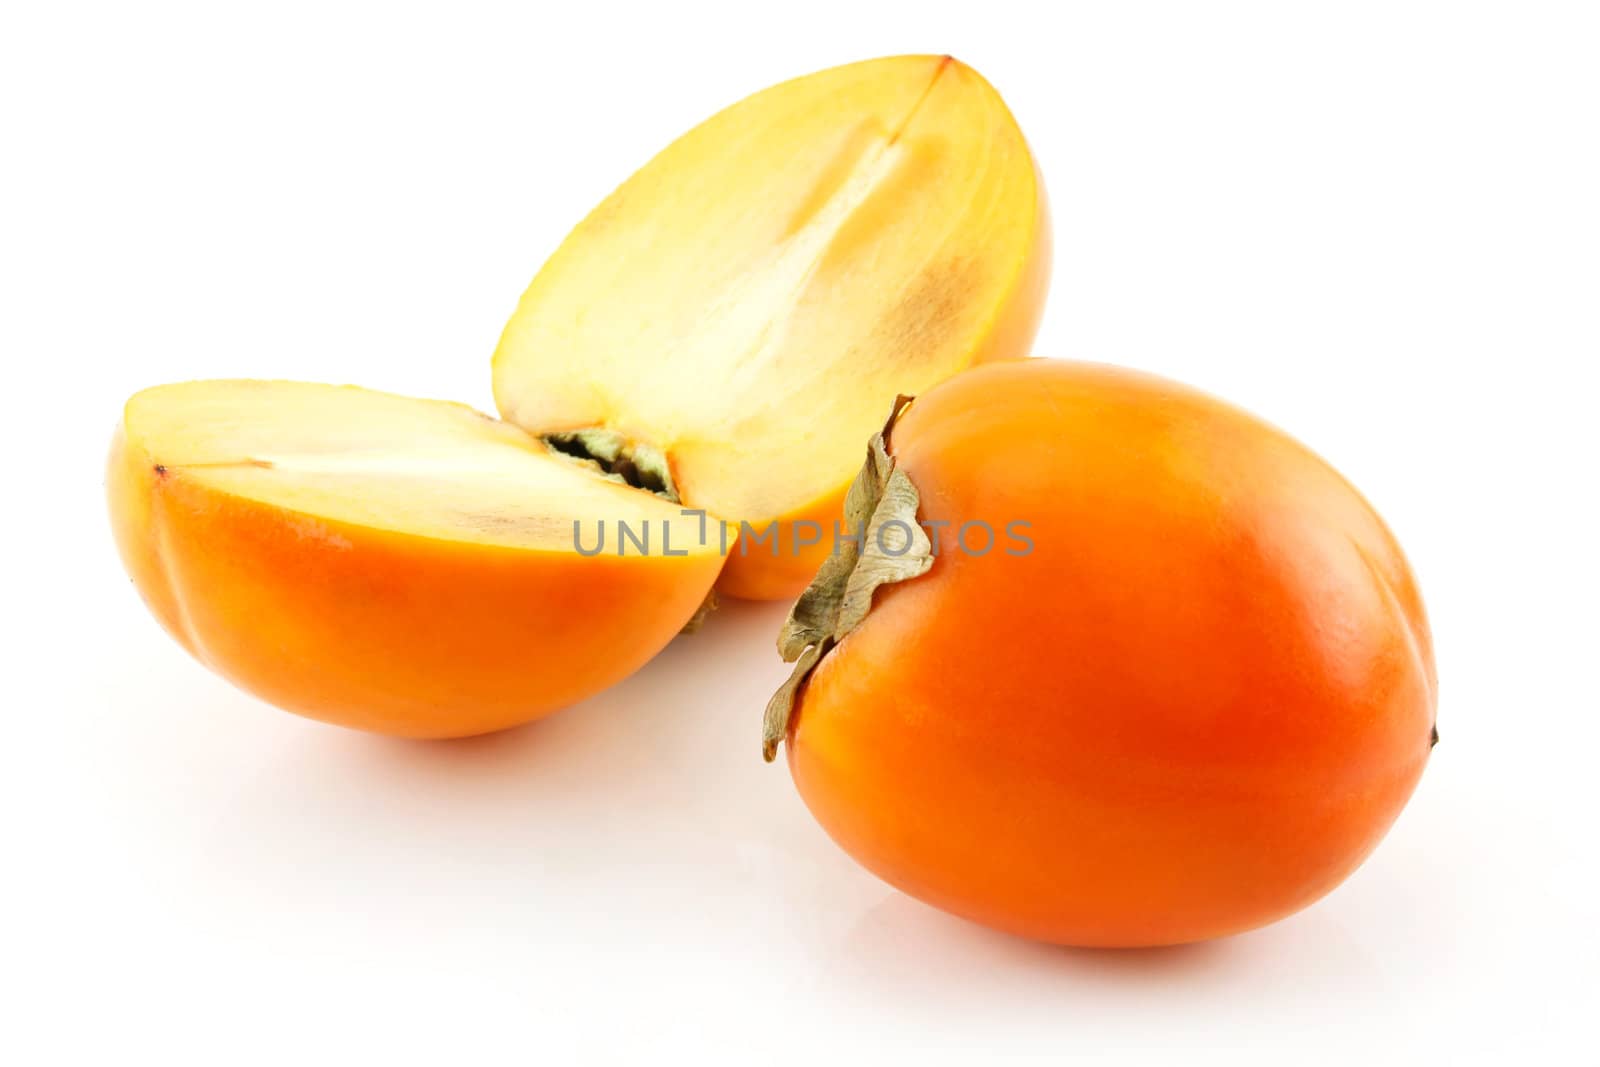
[
  {"left": 761, "top": 395, "right": 934, "bottom": 761},
  {"left": 542, "top": 429, "right": 679, "bottom": 503},
  {"left": 542, "top": 428, "right": 716, "bottom": 633}
]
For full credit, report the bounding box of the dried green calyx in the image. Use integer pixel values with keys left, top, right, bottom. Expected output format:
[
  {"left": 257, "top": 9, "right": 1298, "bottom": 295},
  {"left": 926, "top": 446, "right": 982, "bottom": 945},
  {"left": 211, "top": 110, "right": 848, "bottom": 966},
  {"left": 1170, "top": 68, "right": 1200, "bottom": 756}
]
[{"left": 761, "top": 396, "right": 934, "bottom": 761}]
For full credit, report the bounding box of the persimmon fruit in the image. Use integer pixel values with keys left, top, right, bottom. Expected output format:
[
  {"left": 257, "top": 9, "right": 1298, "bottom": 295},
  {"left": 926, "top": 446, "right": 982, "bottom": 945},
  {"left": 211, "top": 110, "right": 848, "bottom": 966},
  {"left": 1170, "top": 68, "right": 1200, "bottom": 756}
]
[
  {"left": 493, "top": 53, "right": 1048, "bottom": 599},
  {"left": 106, "top": 55, "right": 1048, "bottom": 737},
  {"left": 109, "top": 381, "right": 725, "bottom": 738},
  {"left": 765, "top": 360, "right": 1437, "bottom": 947}
]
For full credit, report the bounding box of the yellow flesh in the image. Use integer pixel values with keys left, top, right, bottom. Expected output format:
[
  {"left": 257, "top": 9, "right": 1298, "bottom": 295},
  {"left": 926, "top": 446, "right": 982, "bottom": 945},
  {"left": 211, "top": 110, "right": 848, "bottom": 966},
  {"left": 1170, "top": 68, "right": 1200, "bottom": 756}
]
[
  {"left": 493, "top": 55, "right": 1042, "bottom": 523},
  {"left": 123, "top": 381, "right": 717, "bottom": 554}
]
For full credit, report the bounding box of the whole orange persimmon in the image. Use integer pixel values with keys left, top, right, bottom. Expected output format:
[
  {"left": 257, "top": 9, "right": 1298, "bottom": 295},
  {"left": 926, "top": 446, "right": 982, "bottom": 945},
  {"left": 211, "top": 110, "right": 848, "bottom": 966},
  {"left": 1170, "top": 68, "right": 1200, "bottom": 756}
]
[{"left": 765, "top": 359, "right": 1437, "bottom": 947}]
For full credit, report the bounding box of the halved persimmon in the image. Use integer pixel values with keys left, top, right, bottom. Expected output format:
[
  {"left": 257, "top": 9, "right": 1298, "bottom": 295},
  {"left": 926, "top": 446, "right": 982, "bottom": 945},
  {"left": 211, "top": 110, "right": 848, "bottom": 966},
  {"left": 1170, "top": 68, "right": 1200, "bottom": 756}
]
[
  {"left": 109, "top": 381, "right": 723, "bottom": 738},
  {"left": 108, "top": 55, "right": 1048, "bottom": 736},
  {"left": 494, "top": 53, "right": 1049, "bottom": 599},
  {"left": 766, "top": 360, "right": 1437, "bottom": 947}
]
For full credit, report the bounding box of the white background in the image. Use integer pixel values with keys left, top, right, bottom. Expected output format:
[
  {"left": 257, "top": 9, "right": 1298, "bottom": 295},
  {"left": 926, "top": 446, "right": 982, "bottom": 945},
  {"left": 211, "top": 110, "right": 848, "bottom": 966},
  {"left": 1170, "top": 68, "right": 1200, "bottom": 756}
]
[{"left": 4, "top": 2, "right": 1597, "bottom": 1063}]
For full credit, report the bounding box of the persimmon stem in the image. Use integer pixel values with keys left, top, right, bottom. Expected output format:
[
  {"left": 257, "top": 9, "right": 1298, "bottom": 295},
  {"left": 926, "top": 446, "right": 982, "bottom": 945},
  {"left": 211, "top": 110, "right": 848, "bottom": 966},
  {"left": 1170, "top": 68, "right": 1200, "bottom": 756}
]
[{"left": 762, "top": 396, "right": 933, "bottom": 761}]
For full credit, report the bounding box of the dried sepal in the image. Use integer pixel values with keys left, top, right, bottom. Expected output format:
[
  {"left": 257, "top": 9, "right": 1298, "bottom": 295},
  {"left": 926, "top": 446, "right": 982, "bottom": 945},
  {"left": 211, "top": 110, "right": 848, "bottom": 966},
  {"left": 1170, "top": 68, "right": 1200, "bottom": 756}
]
[
  {"left": 680, "top": 589, "right": 719, "bottom": 635},
  {"left": 763, "top": 396, "right": 930, "bottom": 761},
  {"left": 834, "top": 466, "right": 933, "bottom": 636},
  {"left": 762, "top": 641, "right": 827, "bottom": 762},
  {"left": 776, "top": 432, "right": 889, "bottom": 659}
]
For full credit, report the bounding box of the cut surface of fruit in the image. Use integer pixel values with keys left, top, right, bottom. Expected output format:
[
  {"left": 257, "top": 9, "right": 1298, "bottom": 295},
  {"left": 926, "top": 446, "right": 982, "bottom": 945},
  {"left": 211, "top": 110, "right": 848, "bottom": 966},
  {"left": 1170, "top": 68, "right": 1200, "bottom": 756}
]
[
  {"left": 109, "top": 381, "right": 723, "bottom": 738},
  {"left": 107, "top": 54, "right": 1048, "bottom": 737},
  {"left": 493, "top": 54, "right": 1049, "bottom": 598},
  {"left": 124, "top": 380, "right": 710, "bottom": 551}
]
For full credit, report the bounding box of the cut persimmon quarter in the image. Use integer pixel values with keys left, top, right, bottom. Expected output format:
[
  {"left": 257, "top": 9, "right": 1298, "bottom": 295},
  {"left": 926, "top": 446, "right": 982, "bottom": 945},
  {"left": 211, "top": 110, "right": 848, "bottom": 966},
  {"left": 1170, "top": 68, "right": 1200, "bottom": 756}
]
[
  {"left": 108, "top": 54, "right": 1047, "bottom": 736},
  {"left": 108, "top": 381, "right": 724, "bottom": 738},
  {"left": 494, "top": 54, "right": 1049, "bottom": 599}
]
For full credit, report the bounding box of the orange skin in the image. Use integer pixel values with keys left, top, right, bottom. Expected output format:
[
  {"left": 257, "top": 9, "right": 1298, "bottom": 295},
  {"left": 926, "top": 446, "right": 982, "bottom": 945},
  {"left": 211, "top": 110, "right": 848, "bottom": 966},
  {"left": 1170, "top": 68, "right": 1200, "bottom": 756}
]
[
  {"left": 107, "top": 429, "right": 722, "bottom": 738},
  {"left": 786, "top": 360, "right": 1437, "bottom": 947},
  {"left": 714, "top": 485, "right": 852, "bottom": 602},
  {"left": 716, "top": 178, "right": 1052, "bottom": 602}
]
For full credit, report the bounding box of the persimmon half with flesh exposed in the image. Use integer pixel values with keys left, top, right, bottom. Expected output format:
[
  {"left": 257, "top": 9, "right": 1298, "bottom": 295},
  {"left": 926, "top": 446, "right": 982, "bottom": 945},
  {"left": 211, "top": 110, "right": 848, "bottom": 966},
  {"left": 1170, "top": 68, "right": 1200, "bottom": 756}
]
[
  {"left": 107, "top": 55, "right": 1047, "bottom": 737},
  {"left": 765, "top": 360, "right": 1438, "bottom": 947},
  {"left": 494, "top": 53, "right": 1049, "bottom": 600},
  {"left": 109, "top": 382, "right": 725, "bottom": 738}
]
